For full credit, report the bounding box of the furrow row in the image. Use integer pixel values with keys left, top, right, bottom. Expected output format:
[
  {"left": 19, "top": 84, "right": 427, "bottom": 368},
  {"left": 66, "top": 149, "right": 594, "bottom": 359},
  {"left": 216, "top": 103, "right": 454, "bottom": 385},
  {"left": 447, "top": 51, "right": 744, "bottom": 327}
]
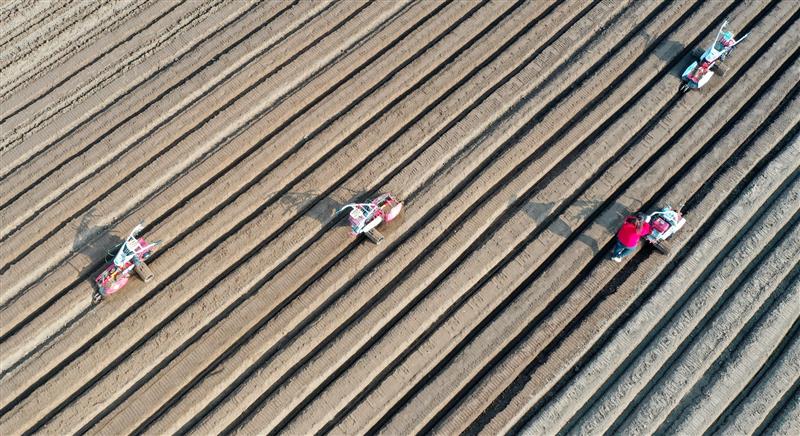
[
  {"left": 531, "top": 80, "right": 797, "bottom": 431},
  {"left": 0, "top": 0, "right": 411, "bottom": 419},
  {"left": 460, "top": 61, "right": 800, "bottom": 435},
  {"left": 0, "top": 0, "right": 254, "bottom": 233},
  {"left": 0, "top": 0, "right": 536, "bottom": 430},
  {"left": 616, "top": 215, "right": 800, "bottom": 434},
  {"left": 0, "top": 0, "right": 235, "bottom": 179},
  {"left": 711, "top": 321, "right": 800, "bottom": 435},
  {"left": 158, "top": 0, "right": 620, "bottom": 432},
  {"left": 501, "top": 99, "right": 799, "bottom": 435},
  {"left": 663, "top": 277, "right": 800, "bottom": 434},
  {"left": 0, "top": 0, "right": 183, "bottom": 124},
  {"left": 0, "top": 0, "right": 481, "bottom": 392},
  {"left": 0, "top": 0, "right": 378, "bottom": 299},
  {"left": 364, "top": 8, "right": 794, "bottom": 436},
  {"left": 0, "top": 0, "right": 137, "bottom": 101}
]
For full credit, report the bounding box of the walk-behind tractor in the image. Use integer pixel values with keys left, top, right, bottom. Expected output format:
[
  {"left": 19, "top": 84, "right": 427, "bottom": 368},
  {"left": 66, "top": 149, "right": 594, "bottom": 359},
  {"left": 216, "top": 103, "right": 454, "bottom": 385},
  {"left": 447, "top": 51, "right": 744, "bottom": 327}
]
[
  {"left": 644, "top": 206, "right": 686, "bottom": 255},
  {"left": 680, "top": 20, "right": 748, "bottom": 93},
  {"left": 94, "top": 223, "right": 160, "bottom": 304},
  {"left": 337, "top": 193, "right": 403, "bottom": 244}
]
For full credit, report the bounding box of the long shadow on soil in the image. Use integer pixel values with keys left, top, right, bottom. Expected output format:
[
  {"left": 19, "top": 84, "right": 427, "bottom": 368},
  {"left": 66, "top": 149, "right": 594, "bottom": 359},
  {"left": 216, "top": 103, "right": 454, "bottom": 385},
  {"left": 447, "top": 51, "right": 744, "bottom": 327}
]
[{"left": 523, "top": 198, "right": 630, "bottom": 255}]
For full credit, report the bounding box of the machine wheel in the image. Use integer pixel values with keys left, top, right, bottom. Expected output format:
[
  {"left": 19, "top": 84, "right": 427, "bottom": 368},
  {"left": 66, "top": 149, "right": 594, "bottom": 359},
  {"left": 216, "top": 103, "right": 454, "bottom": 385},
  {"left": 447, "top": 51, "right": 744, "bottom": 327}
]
[
  {"left": 92, "top": 292, "right": 103, "bottom": 305},
  {"left": 711, "top": 63, "right": 726, "bottom": 77},
  {"left": 691, "top": 47, "right": 704, "bottom": 58},
  {"left": 679, "top": 83, "right": 690, "bottom": 94},
  {"left": 653, "top": 240, "right": 670, "bottom": 255},
  {"left": 365, "top": 228, "right": 384, "bottom": 244},
  {"left": 135, "top": 261, "right": 154, "bottom": 282}
]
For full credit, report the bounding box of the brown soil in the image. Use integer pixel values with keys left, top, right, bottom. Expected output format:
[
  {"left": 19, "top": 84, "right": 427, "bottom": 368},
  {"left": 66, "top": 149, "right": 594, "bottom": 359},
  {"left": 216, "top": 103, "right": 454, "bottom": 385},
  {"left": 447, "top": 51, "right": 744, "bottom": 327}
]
[{"left": 1, "top": 0, "right": 798, "bottom": 434}]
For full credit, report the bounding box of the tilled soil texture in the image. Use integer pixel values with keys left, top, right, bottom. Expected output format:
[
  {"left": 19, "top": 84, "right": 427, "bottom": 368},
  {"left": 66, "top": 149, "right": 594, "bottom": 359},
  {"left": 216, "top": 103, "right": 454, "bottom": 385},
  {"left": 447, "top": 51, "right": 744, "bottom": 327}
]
[{"left": 1, "top": 1, "right": 798, "bottom": 434}]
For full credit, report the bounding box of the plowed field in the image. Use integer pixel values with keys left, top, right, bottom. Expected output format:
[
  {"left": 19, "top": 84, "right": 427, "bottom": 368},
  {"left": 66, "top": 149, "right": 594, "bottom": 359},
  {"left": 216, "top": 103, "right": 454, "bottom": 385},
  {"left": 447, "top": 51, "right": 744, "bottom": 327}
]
[{"left": 1, "top": 1, "right": 798, "bottom": 434}]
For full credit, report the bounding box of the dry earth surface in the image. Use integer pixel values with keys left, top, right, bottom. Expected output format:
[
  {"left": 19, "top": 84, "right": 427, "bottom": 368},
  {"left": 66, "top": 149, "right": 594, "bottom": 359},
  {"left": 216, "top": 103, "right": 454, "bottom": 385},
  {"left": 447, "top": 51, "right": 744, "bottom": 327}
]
[{"left": 0, "top": 0, "right": 798, "bottom": 434}]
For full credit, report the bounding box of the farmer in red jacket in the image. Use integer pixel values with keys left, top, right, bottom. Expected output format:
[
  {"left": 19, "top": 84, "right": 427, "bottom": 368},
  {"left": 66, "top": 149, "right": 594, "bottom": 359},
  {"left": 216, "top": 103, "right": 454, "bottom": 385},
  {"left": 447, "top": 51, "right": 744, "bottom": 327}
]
[{"left": 611, "top": 213, "right": 651, "bottom": 262}]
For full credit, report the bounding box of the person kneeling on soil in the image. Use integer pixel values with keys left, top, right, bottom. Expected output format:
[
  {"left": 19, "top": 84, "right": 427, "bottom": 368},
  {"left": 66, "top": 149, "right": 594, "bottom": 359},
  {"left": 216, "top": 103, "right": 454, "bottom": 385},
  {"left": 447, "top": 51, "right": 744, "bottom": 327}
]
[{"left": 611, "top": 213, "right": 650, "bottom": 262}]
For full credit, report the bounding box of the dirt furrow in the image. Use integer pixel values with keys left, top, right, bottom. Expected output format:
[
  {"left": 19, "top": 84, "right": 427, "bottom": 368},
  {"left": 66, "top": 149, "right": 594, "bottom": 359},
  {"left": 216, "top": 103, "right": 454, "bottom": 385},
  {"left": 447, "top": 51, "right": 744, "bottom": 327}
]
[
  {"left": 0, "top": 0, "right": 62, "bottom": 52},
  {"left": 0, "top": 0, "right": 230, "bottom": 172},
  {"left": 712, "top": 324, "right": 800, "bottom": 435},
  {"left": 300, "top": 0, "right": 712, "bottom": 432},
  {"left": 24, "top": 2, "right": 488, "bottom": 433},
  {"left": 0, "top": 0, "right": 232, "bottom": 176},
  {"left": 434, "top": 30, "right": 799, "bottom": 436},
  {"left": 761, "top": 385, "right": 800, "bottom": 436},
  {"left": 330, "top": 4, "right": 791, "bottom": 435},
  {"left": 536, "top": 133, "right": 800, "bottom": 434},
  {"left": 0, "top": 2, "right": 409, "bottom": 424},
  {"left": 615, "top": 222, "right": 800, "bottom": 434},
  {"left": 0, "top": 0, "right": 115, "bottom": 98},
  {"left": 212, "top": 3, "right": 662, "bottom": 434},
  {"left": 0, "top": 0, "right": 461, "bottom": 357},
  {"left": 159, "top": 1, "right": 614, "bottom": 433},
  {"left": 0, "top": 0, "right": 369, "bottom": 299},
  {"left": 0, "top": 0, "right": 95, "bottom": 75},
  {"left": 0, "top": 0, "right": 151, "bottom": 110},
  {"left": 492, "top": 94, "right": 800, "bottom": 435},
  {"left": 0, "top": 0, "right": 182, "bottom": 125},
  {"left": 120, "top": 2, "right": 661, "bottom": 433},
  {"left": 0, "top": 0, "right": 245, "bottom": 224},
  {"left": 0, "top": 0, "right": 224, "bottom": 181},
  {"left": 663, "top": 276, "right": 800, "bottom": 434},
  {"left": 54, "top": 0, "right": 588, "bottom": 432},
  {"left": 0, "top": 0, "right": 336, "bottom": 339}
]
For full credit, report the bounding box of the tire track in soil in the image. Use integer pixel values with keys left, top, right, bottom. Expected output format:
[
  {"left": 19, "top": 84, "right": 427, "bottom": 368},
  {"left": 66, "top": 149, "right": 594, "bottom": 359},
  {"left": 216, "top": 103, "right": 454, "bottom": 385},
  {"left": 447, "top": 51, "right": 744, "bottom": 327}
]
[
  {"left": 710, "top": 320, "right": 800, "bottom": 435},
  {"left": 615, "top": 218, "right": 800, "bottom": 435},
  {"left": 0, "top": 0, "right": 459, "bottom": 359},
  {"left": 45, "top": 1, "right": 566, "bottom": 432},
  {"left": 0, "top": 0, "right": 244, "bottom": 222},
  {"left": 211, "top": 2, "right": 644, "bottom": 432},
  {"left": 0, "top": 0, "right": 364, "bottom": 300},
  {"left": 0, "top": 0, "right": 229, "bottom": 168},
  {"left": 0, "top": 0, "right": 183, "bottom": 125},
  {"left": 452, "top": 59, "right": 800, "bottom": 436},
  {"left": 502, "top": 107, "right": 800, "bottom": 436},
  {"left": 663, "top": 282, "right": 800, "bottom": 435},
  {"left": 365, "top": 22, "right": 791, "bottom": 436},
  {"left": 0, "top": 2, "right": 410, "bottom": 425}
]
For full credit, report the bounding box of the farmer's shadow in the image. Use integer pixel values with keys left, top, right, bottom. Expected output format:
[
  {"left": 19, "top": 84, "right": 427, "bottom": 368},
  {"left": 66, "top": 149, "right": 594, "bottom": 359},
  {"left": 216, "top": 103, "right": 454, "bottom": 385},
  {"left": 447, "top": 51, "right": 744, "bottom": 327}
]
[
  {"left": 279, "top": 189, "right": 370, "bottom": 229},
  {"left": 70, "top": 210, "right": 124, "bottom": 279},
  {"left": 644, "top": 32, "right": 689, "bottom": 78},
  {"left": 523, "top": 198, "right": 631, "bottom": 255}
]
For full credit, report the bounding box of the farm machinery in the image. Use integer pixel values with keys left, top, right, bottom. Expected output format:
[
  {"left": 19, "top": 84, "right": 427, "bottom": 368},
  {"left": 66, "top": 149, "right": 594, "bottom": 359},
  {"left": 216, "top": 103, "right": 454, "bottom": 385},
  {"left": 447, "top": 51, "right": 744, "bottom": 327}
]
[
  {"left": 93, "top": 223, "right": 160, "bottom": 304},
  {"left": 644, "top": 206, "right": 686, "bottom": 255},
  {"left": 337, "top": 193, "right": 403, "bottom": 244},
  {"left": 680, "top": 20, "right": 748, "bottom": 93}
]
